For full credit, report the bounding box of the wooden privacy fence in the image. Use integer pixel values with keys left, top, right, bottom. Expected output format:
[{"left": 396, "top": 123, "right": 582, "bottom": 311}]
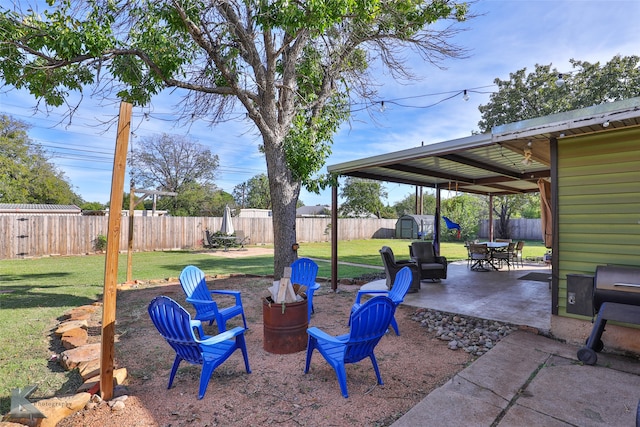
[
  {"left": 0, "top": 215, "right": 397, "bottom": 260},
  {"left": 478, "top": 218, "right": 543, "bottom": 241}
]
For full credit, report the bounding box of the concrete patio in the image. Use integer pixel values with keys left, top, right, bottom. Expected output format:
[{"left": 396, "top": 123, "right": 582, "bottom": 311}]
[{"left": 363, "top": 260, "right": 553, "bottom": 332}]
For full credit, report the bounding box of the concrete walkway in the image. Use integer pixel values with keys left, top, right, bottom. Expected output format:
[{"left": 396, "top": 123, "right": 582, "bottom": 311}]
[{"left": 392, "top": 330, "right": 640, "bottom": 427}]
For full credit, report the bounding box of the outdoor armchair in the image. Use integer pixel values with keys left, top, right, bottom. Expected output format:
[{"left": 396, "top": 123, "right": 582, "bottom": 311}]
[
  {"left": 349, "top": 266, "right": 413, "bottom": 335},
  {"left": 515, "top": 241, "right": 525, "bottom": 268},
  {"left": 379, "top": 246, "right": 421, "bottom": 293},
  {"left": 492, "top": 241, "right": 516, "bottom": 270},
  {"left": 469, "top": 243, "right": 491, "bottom": 271},
  {"left": 234, "top": 230, "right": 250, "bottom": 248},
  {"left": 304, "top": 296, "right": 396, "bottom": 398},
  {"left": 409, "top": 241, "right": 448, "bottom": 281},
  {"left": 179, "top": 265, "right": 248, "bottom": 332},
  {"left": 147, "top": 295, "right": 251, "bottom": 399},
  {"left": 290, "top": 257, "right": 320, "bottom": 322}
]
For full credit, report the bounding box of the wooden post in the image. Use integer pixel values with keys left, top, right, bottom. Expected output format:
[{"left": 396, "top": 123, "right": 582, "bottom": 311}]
[
  {"left": 126, "top": 185, "right": 134, "bottom": 283},
  {"left": 331, "top": 185, "right": 338, "bottom": 291},
  {"left": 488, "top": 194, "right": 494, "bottom": 242},
  {"left": 125, "top": 189, "right": 176, "bottom": 283},
  {"left": 434, "top": 185, "right": 441, "bottom": 256},
  {"left": 100, "top": 101, "right": 132, "bottom": 401}
]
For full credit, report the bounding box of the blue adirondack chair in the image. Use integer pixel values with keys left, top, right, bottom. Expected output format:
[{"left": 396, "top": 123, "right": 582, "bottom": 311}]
[
  {"left": 349, "top": 266, "right": 413, "bottom": 335},
  {"left": 147, "top": 296, "right": 251, "bottom": 399},
  {"left": 304, "top": 296, "right": 396, "bottom": 398},
  {"left": 290, "top": 257, "right": 320, "bottom": 322},
  {"left": 179, "top": 265, "right": 247, "bottom": 332}
]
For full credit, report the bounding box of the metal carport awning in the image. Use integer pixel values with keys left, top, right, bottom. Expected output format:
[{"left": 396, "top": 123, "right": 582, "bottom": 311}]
[
  {"left": 328, "top": 132, "right": 550, "bottom": 197},
  {"left": 326, "top": 97, "right": 640, "bottom": 291}
]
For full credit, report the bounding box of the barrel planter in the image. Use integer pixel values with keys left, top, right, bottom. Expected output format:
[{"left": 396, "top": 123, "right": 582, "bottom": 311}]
[{"left": 262, "top": 299, "right": 308, "bottom": 354}]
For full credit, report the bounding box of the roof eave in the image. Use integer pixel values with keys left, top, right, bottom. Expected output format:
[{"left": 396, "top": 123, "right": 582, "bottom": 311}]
[
  {"left": 492, "top": 96, "right": 640, "bottom": 142},
  {"left": 327, "top": 132, "right": 492, "bottom": 174}
]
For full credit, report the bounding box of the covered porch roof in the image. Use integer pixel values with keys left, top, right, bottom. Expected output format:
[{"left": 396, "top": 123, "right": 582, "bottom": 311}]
[
  {"left": 326, "top": 97, "right": 640, "bottom": 291},
  {"left": 327, "top": 97, "right": 640, "bottom": 196}
]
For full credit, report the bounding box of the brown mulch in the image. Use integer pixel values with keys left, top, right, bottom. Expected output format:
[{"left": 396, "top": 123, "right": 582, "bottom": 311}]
[{"left": 58, "top": 275, "right": 473, "bottom": 427}]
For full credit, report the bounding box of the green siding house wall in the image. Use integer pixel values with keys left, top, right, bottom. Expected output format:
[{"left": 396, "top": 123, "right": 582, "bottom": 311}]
[{"left": 557, "top": 127, "right": 640, "bottom": 318}]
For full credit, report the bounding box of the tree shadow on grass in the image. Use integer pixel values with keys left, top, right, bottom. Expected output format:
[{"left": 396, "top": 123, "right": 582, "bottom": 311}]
[
  {"left": 0, "top": 272, "right": 70, "bottom": 282},
  {"left": 159, "top": 255, "right": 275, "bottom": 278},
  {"left": 0, "top": 288, "right": 99, "bottom": 310}
]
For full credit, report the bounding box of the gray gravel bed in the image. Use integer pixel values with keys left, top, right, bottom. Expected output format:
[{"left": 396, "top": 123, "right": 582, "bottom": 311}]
[{"left": 410, "top": 308, "right": 517, "bottom": 357}]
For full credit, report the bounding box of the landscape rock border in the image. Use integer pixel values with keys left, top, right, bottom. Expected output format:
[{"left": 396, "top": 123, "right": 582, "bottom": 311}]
[
  {"left": 410, "top": 307, "right": 521, "bottom": 357},
  {"left": 1, "top": 302, "right": 131, "bottom": 427}
]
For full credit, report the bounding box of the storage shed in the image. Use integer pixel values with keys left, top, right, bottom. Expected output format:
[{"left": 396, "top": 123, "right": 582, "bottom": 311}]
[{"left": 395, "top": 214, "right": 434, "bottom": 239}]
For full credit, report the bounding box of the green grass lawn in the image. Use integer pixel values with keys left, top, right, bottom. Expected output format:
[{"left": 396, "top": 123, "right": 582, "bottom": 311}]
[
  {"left": 298, "top": 238, "right": 547, "bottom": 266},
  {"left": 0, "top": 239, "right": 546, "bottom": 413}
]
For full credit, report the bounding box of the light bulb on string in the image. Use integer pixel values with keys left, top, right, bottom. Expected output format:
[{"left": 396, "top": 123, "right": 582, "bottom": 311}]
[
  {"left": 379, "top": 101, "right": 386, "bottom": 112},
  {"left": 462, "top": 90, "right": 469, "bottom": 101},
  {"left": 555, "top": 74, "right": 565, "bottom": 87},
  {"left": 521, "top": 141, "right": 533, "bottom": 166}
]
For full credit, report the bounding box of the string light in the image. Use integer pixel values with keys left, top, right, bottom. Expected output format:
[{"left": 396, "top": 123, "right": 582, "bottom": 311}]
[
  {"left": 521, "top": 141, "right": 533, "bottom": 166},
  {"left": 349, "top": 84, "right": 497, "bottom": 113},
  {"left": 463, "top": 90, "right": 469, "bottom": 101},
  {"left": 555, "top": 74, "right": 565, "bottom": 87}
]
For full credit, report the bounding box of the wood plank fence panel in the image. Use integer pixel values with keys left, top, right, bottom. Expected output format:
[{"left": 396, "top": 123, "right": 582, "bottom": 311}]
[
  {"left": 2, "top": 215, "right": 552, "bottom": 260},
  {"left": 478, "top": 219, "right": 543, "bottom": 241}
]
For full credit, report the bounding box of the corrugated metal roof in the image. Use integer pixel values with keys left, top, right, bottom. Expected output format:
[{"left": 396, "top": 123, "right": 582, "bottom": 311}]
[
  {"left": 398, "top": 214, "right": 433, "bottom": 221},
  {"left": 0, "top": 204, "right": 82, "bottom": 214},
  {"left": 328, "top": 97, "right": 640, "bottom": 196}
]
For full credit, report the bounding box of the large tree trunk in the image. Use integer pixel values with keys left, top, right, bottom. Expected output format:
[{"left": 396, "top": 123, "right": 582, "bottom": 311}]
[
  {"left": 495, "top": 201, "right": 511, "bottom": 239},
  {"left": 262, "top": 134, "right": 301, "bottom": 280}
]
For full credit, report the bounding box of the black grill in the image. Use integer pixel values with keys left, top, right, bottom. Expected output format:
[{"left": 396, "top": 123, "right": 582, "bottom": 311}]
[{"left": 577, "top": 265, "right": 640, "bottom": 365}]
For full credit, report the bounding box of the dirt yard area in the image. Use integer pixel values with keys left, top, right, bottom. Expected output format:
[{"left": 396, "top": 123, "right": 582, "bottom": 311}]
[{"left": 58, "top": 273, "right": 472, "bottom": 427}]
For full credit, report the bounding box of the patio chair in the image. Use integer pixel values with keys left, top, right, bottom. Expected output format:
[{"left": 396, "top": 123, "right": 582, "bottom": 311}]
[
  {"left": 409, "top": 241, "right": 448, "bottom": 281},
  {"left": 179, "top": 265, "right": 247, "bottom": 332},
  {"left": 147, "top": 296, "right": 251, "bottom": 399},
  {"left": 492, "top": 241, "right": 516, "bottom": 270},
  {"left": 304, "top": 295, "right": 396, "bottom": 398},
  {"left": 349, "top": 266, "right": 413, "bottom": 335},
  {"left": 379, "top": 246, "right": 420, "bottom": 293},
  {"left": 515, "top": 241, "right": 525, "bottom": 268},
  {"left": 234, "top": 230, "right": 250, "bottom": 248},
  {"left": 203, "top": 229, "right": 219, "bottom": 249},
  {"left": 469, "top": 243, "right": 491, "bottom": 271},
  {"left": 464, "top": 241, "right": 474, "bottom": 268},
  {"left": 290, "top": 257, "right": 320, "bottom": 322}
]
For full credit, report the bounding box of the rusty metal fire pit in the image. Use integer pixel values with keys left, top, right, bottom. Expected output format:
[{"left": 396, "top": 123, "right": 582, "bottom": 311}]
[{"left": 262, "top": 298, "right": 308, "bottom": 354}]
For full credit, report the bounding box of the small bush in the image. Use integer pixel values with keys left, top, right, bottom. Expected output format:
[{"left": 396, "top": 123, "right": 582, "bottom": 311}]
[{"left": 94, "top": 234, "right": 107, "bottom": 251}]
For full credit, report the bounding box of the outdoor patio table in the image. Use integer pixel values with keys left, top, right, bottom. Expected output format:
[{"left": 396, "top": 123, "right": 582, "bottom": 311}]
[{"left": 481, "top": 242, "right": 509, "bottom": 270}]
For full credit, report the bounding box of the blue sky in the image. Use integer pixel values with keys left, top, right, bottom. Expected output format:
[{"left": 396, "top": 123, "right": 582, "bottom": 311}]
[{"left": 1, "top": 0, "right": 639, "bottom": 207}]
